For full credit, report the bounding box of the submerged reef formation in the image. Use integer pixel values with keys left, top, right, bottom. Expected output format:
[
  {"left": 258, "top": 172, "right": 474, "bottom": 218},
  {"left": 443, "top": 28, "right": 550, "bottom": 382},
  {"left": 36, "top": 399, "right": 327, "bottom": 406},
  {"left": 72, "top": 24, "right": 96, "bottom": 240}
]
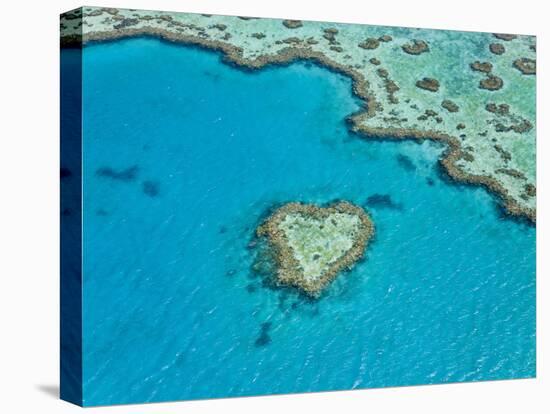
[
  {"left": 61, "top": 7, "right": 537, "bottom": 222},
  {"left": 256, "top": 202, "right": 374, "bottom": 296},
  {"left": 402, "top": 39, "right": 429, "bottom": 55},
  {"left": 489, "top": 43, "right": 506, "bottom": 55},
  {"left": 513, "top": 58, "right": 536, "bottom": 75},
  {"left": 416, "top": 77, "right": 440, "bottom": 92}
]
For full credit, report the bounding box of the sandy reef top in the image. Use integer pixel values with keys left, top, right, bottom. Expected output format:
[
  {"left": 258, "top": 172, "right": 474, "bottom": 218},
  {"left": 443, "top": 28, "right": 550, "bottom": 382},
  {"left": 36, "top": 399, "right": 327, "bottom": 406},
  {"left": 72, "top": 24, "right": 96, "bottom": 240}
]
[{"left": 61, "top": 7, "right": 536, "bottom": 222}]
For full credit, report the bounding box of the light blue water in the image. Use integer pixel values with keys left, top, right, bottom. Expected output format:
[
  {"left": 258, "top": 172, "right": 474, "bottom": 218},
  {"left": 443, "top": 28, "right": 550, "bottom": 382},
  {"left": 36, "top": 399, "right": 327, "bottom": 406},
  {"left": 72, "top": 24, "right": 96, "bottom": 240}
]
[{"left": 80, "top": 37, "right": 535, "bottom": 406}]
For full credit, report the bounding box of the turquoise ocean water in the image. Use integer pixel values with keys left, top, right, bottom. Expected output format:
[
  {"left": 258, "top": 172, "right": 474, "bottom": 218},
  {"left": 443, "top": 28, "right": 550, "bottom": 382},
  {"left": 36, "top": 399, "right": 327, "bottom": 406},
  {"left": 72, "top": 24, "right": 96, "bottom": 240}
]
[{"left": 75, "top": 37, "right": 534, "bottom": 406}]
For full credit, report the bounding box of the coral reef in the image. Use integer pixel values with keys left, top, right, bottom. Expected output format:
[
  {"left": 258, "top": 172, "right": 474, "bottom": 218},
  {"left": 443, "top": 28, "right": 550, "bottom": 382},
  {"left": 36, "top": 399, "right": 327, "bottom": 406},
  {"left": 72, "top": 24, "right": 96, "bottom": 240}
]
[
  {"left": 358, "top": 38, "right": 380, "bottom": 50},
  {"left": 416, "top": 77, "right": 440, "bottom": 92},
  {"left": 513, "top": 58, "right": 536, "bottom": 75},
  {"left": 61, "top": 7, "right": 536, "bottom": 222},
  {"left": 489, "top": 43, "right": 505, "bottom": 55},
  {"left": 402, "top": 39, "right": 429, "bottom": 55},
  {"left": 256, "top": 201, "right": 374, "bottom": 296},
  {"left": 283, "top": 20, "right": 303, "bottom": 29}
]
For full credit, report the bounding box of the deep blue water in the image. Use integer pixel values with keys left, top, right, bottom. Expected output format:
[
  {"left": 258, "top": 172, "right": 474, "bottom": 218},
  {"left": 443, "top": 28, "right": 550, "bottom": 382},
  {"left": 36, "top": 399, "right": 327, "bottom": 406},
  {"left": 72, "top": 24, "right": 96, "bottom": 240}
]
[{"left": 78, "top": 37, "right": 535, "bottom": 406}]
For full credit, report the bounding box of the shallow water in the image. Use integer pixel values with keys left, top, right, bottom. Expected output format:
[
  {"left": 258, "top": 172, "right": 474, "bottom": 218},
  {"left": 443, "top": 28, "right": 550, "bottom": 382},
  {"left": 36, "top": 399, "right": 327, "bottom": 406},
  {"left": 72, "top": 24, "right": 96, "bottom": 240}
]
[{"left": 74, "top": 37, "right": 534, "bottom": 406}]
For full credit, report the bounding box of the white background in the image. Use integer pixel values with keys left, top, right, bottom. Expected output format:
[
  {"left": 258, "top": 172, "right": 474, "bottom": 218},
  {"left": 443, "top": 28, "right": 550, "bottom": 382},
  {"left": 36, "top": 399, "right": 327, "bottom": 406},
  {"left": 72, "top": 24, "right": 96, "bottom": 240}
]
[{"left": 0, "top": 0, "right": 547, "bottom": 412}]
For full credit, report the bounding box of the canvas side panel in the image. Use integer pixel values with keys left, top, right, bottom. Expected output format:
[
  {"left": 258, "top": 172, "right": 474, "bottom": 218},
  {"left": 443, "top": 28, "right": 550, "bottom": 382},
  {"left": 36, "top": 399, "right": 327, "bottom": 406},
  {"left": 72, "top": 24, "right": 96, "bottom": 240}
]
[{"left": 60, "top": 7, "right": 83, "bottom": 407}]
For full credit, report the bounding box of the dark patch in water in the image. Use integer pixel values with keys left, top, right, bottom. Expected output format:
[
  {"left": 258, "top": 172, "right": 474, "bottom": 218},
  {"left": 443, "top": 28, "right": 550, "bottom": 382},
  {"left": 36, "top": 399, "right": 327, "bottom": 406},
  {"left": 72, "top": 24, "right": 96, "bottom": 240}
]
[
  {"left": 96, "top": 209, "right": 109, "bottom": 216},
  {"left": 219, "top": 226, "right": 227, "bottom": 234},
  {"left": 250, "top": 240, "right": 277, "bottom": 280},
  {"left": 365, "top": 193, "right": 403, "bottom": 210},
  {"left": 61, "top": 208, "right": 71, "bottom": 216},
  {"left": 495, "top": 204, "right": 511, "bottom": 220},
  {"left": 426, "top": 177, "right": 435, "bottom": 186},
  {"left": 60, "top": 167, "right": 72, "bottom": 179},
  {"left": 255, "top": 322, "right": 272, "bottom": 347},
  {"left": 246, "top": 271, "right": 258, "bottom": 280},
  {"left": 396, "top": 154, "right": 416, "bottom": 171},
  {"left": 277, "top": 290, "right": 293, "bottom": 312},
  {"left": 288, "top": 297, "right": 320, "bottom": 317},
  {"left": 96, "top": 165, "right": 139, "bottom": 182},
  {"left": 202, "top": 70, "right": 222, "bottom": 82},
  {"left": 278, "top": 290, "right": 290, "bottom": 302},
  {"left": 142, "top": 180, "right": 160, "bottom": 197},
  {"left": 246, "top": 283, "right": 257, "bottom": 293}
]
